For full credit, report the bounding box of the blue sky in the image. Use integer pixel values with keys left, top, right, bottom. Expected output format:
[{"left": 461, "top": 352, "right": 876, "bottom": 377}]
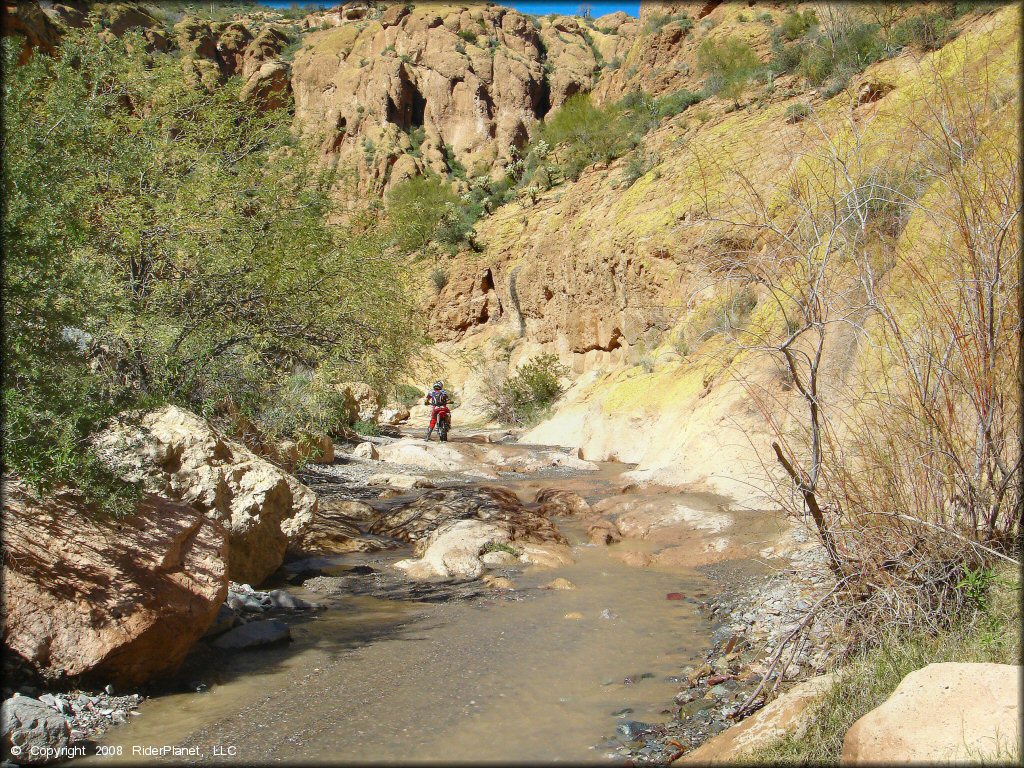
[
  {"left": 260, "top": 1, "right": 639, "bottom": 17},
  {"left": 508, "top": 2, "right": 638, "bottom": 17}
]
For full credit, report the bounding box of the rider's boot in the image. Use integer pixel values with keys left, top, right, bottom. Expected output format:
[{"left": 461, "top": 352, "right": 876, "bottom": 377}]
[{"left": 424, "top": 428, "right": 433, "bottom": 441}]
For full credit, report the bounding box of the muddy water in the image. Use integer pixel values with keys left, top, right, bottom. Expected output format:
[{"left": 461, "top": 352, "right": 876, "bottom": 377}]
[{"left": 88, "top": 447, "right": 760, "bottom": 764}]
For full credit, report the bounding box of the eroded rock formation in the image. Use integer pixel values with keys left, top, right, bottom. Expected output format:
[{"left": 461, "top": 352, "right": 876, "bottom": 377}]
[
  {"left": 2, "top": 482, "right": 228, "bottom": 687},
  {"left": 92, "top": 406, "right": 317, "bottom": 585}
]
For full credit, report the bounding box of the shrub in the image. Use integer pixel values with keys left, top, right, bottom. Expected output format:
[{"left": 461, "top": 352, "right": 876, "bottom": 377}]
[
  {"left": 536, "top": 93, "right": 637, "bottom": 181},
  {"left": 386, "top": 174, "right": 461, "bottom": 254},
  {"left": 757, "top": 12, "right": 774, "bottom": 25},
  {"left": 457, "top": 28, "right": 478, "bottom": 44},
  {"left": 352, "top": 419, "right": 381, "bottom": 436},
  {"left": 892, "top": 12, "right": 954, "bottom": 51},
  {"left": 656, "top": 88, "right": 703, "bottom": 117},
  {"left": 643, "top": 12, "right": 692, "bottom": 35},
  {"left": 484, "top": 353, "right": 569, "bottom": 426},
  {"left": 621, "top": 151, "right": 656, "bottom": 187},
  {"left": 430, "top": 267, "right": 449, "bottom": 293},
  {"left": 394, "top": 383, "right": 423, "bottom": 407},
  {"left": 785, "top": 102, "right": 811, "bottom": 123},
  {"left": 697, "top": 35, "right": 763, "bottom": 104},
  {"left": 779, "top": 8, "right": 817, "bottom": 40}
]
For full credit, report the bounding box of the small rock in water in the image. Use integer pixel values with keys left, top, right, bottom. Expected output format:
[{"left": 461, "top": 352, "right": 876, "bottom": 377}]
[
  {"left": 599, "top": 608, "right": 616, "bottom": 620},
  {"left": 212, "top": 619, "right": 291, "bottom": 650},
  {"left": 563, "top": 612, "right": 583, "bottom": 620},
  {"left": 267, "top": 589, "right": 313, "bottom": 610},
  {"left": 111, "top": 712, "right": 128, "bottom": 725},
  {"left": 616, "top": 720, "right": 653, "bottom": 740},
  {"left": 666, "top": 592, "right": 684, "bottom": 600},
  {"left": 543, "top": 578, "right": 577, "bottom": 591},
  {"left": 611, "top": 708, "right": 634, "bottom": 717}
]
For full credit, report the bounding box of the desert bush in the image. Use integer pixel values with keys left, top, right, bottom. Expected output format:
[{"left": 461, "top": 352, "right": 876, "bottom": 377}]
[
  {"left": 690, "top": 66, "right": 1020, "bottom": 706},
  {"left": 892, "top": 11, "right": 954, "bottom": 51},
  {"left": 697, "top": 36, "right": 763, "bottom": 104},
  {"left": 784, "top": 102, "right": 811, "bottom": 123},
  {"left": 352, "top": 419, "right": 381, "bottom": 437},
  {"left": 430, "top": 267, "right": 449, "bottom": 293},
  {"left": 394, "top": 383, "right": 423, "bottom": 407},
  {"left": 385, "top": 174, "right": 463, "bottom": 254},
  {"left": 621, "top": 151, "right": 657, "bottom": 187},
  {"left": 457, "top": 29, "right": 478, "bottom": 45},
  {"left": 483, "top": 354, "right": 569, "bottom": 426},
  {"left": 779, "top": 8, "right": 817, "bottom": 40},
  {"left": 534, "top": 93, "right": 637, "bottom": 181},
  {"left": 644, "top": 13, "right": 692, "bottom": 35}
]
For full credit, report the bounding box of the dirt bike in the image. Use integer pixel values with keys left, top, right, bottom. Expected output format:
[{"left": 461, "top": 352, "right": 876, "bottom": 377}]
[{"left": 426, "top": 403, "right": 456, "bottom": 442}]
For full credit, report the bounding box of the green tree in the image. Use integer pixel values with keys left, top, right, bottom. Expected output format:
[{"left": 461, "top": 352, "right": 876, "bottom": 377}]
[{"left": 2, "top": 31, "right": 418, "bottom": 512}]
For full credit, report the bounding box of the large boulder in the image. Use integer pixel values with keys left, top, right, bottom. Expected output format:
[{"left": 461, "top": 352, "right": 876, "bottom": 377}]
[
  {"left": 682, "top": 675, "right": 835, "bottom": 763},
  {"left": 92, "top": 405, "right": 317, "bottom": 585},
  {"left": 240, "top": 60, "right": 291, "bottom": 112},
  {"left": 841, "top": 663, "right": 1020, "bottom": 764},
  {"left": 335, "top": 382, "right": 384, "bottom": 424},
  {"left": 379, "top": 487, "right": 569, "bottom": 579},
  {"left": 375, "top": 438, "right": 469, "bottom": 471},
  {"left": 2, "top": 482, "right": 228, "bottom": 687},
  {"left": 1, "top": 696, "right": 72, "bottom": 765},
  {"left": 394, "top": 519, "right": 509, "bottom": 579}
]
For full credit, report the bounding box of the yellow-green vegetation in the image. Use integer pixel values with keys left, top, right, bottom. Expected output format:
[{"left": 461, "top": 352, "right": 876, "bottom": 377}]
[
  {"left": 747, "top": 565, "right": 1020, "bottom": 764},
  {"left": 483, "top": 353, "right": 569, "bottom": 426}
]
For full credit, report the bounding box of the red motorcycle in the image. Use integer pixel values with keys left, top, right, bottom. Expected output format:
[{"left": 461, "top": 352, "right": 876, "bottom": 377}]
[
  {"left": 425, "top": 402, "right": 456, "bottom": 442},
  {"left": 435, "top": 405, "right": 452, "bottom": 442}
]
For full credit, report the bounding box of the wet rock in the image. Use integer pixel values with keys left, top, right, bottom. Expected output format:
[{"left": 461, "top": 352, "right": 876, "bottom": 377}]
[
  {"left": 365, "top": 473, "right": 434, "bottom": 491},
  {"left": 586, "top": 518, "right": 622, "bottom": 545},
  {"left": 481, "top": 549, "right": 519, "bottom": 567},
  {"left": 481, "top": 575, "right": 515, "bottom": 591},
  {"left": 203, "top": 604, "right": 240, "bottom": 639},
  {"left": 212, "top": 619, "right": 291, "bottom": 650},
  {"left": 617, "top": 720, "right": 654, "bottom": 740},
  {"left": 612, "top": 708, "right": 634, "bottom": 717},
  {"left": 563, "top": 612, "right": 584, "bottom": 620},
  {"left": 369, "top": 487, "right": 566, "bottom": 548},
  {"left": 534, "top": 488, "right": 591, "bottom": 517},
  {"left": 542, "top": 578, "right": 577, "bottom": 591},
  {"left": 267, "top": 590, "right": 313, "bottom": 610},
  {"left": 1, "top": 696, "right": 72, "bottom": 765}
]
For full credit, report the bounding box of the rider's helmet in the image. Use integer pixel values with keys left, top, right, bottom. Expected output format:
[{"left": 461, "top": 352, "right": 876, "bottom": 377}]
[{"left": 433, "top": 380, "right": 444, "bottom": 390}]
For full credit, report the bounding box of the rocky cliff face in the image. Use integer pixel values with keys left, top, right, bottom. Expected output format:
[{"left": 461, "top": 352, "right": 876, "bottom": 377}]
[
  {"left": 290, "top": 2, "right": 636, "bottom": 191},
  {"left": 412, "top": 5, "right": 1019, "bottom": 504}
]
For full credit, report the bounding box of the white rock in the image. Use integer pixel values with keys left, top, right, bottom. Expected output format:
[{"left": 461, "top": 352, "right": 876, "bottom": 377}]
[{"left": 353, "top": 442, "right": 379, "bottom": 460}]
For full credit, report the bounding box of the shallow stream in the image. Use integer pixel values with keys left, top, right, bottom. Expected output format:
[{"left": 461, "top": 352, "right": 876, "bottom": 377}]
[{"left": 87, "top": 441, "right": 775, "bottom": 764}]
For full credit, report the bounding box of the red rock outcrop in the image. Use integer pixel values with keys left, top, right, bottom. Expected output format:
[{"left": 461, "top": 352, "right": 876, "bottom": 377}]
[
  {"left": 2, "top": 482, "right": 228, "bottom": 687},
  {"left": 291, "top": 3, "right": 637, "bottom": 191}
]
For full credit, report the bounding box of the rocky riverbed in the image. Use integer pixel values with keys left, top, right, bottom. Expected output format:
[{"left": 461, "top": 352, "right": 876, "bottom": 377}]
[{"left": 4, "top": 430, "right": 831, "bottom": 765}]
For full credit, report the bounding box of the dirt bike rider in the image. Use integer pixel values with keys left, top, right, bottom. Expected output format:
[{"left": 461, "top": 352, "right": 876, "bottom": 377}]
[{"left": 423, "top": 380, "right": 454, "bottom": 441}]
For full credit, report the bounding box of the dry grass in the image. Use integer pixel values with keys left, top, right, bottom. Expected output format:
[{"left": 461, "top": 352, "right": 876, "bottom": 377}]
[{"left": 747, "top": 563, "right": 1020, "bottom": 764}]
